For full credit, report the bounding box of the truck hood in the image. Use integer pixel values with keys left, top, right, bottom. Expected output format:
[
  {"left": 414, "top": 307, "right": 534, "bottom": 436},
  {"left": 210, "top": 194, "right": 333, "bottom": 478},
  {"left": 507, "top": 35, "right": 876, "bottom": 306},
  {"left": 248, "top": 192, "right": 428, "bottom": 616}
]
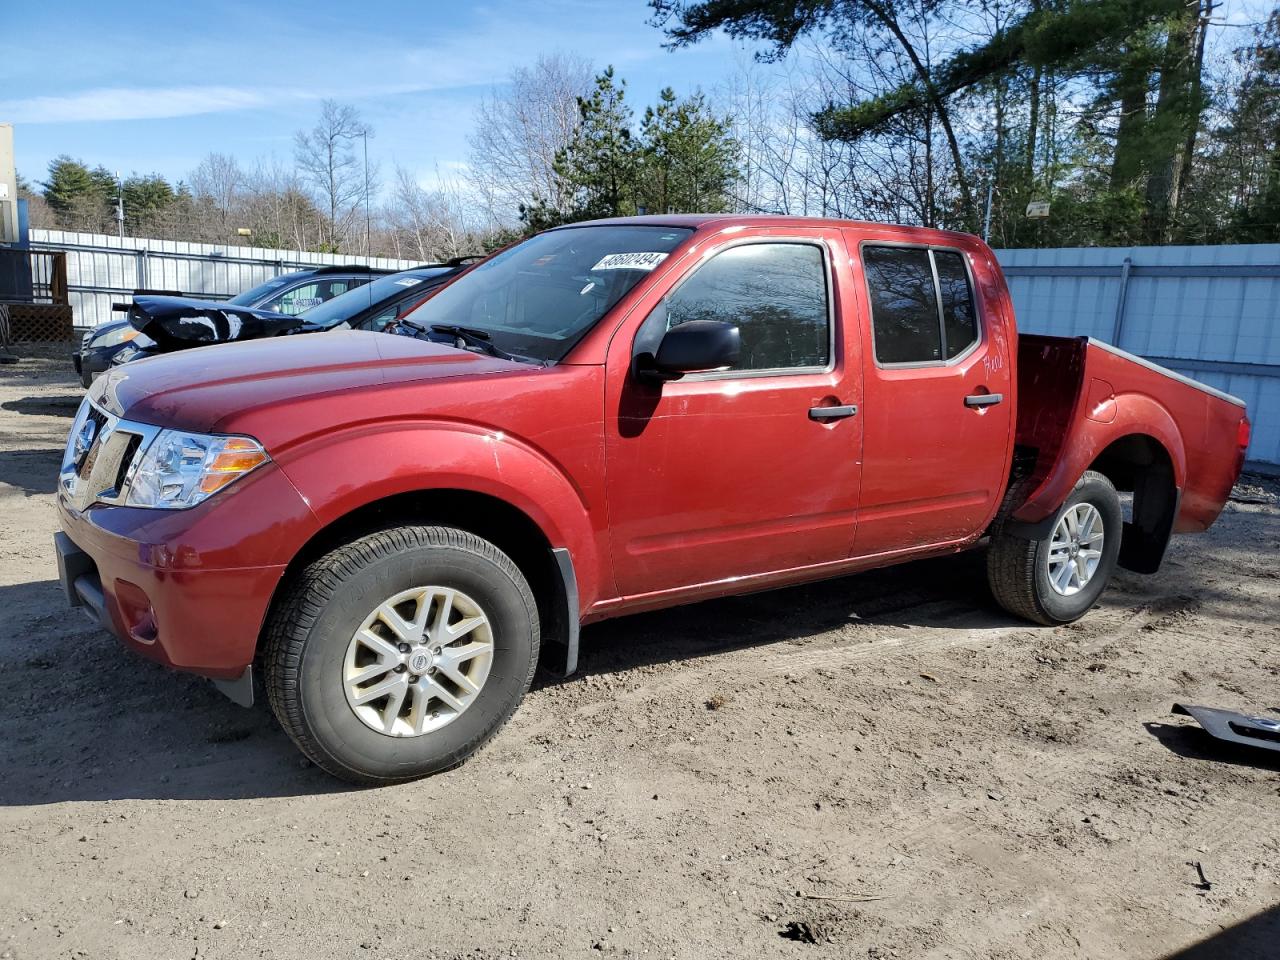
[
  {"left": 93, "top": 330, "right": 526, "bottom": 434},
  {"left": 126, "top": 295, "right": 303, "bottom": 349}
]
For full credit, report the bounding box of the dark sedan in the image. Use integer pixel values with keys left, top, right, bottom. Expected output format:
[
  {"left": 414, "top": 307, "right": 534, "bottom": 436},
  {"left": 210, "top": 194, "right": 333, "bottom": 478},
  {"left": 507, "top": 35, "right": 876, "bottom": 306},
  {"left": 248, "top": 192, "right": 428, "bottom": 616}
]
[
  {"left": 108, "top": 262, "right": 474, "bottom": 368},
  {"left": 72, "top": 264, "right": 394, "bottom": 386}
]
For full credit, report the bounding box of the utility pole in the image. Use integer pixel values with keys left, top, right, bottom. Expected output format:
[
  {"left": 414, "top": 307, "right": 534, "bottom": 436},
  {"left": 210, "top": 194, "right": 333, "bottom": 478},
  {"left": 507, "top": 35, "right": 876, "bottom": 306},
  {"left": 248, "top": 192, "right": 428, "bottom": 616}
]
[
  {"left": 115, "top": 170, "right": 125, "bottom": 238},
  {"left": 982, "top": 177, "right": 994, "bottom": 244},
  {"left": 362, "top": 130, "right": 371, "bottom": 256}
]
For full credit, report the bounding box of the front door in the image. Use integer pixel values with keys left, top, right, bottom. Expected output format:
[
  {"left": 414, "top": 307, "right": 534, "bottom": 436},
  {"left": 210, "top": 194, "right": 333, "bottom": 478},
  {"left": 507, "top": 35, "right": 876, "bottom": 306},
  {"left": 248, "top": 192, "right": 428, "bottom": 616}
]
[
  {"left": 847, "top": 235, "right": 1013, "bottom": 556},
  {"left": 605, "top": 229, "right": 864, "bottom": 599}
]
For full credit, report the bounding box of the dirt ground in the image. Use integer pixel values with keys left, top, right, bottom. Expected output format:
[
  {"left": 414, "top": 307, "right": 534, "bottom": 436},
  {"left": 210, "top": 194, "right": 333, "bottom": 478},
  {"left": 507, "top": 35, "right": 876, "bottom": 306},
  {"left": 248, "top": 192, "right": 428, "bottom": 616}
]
[{"left": 0, "top": 344, "right": 1277, "bottom": 960}]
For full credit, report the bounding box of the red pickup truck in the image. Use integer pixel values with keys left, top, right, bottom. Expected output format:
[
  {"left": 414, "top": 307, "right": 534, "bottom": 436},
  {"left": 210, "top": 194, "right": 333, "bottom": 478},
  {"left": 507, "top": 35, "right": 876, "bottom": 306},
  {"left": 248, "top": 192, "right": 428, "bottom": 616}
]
[{"left": 54, "top": 216, "right": 1250, "bottom": 784}]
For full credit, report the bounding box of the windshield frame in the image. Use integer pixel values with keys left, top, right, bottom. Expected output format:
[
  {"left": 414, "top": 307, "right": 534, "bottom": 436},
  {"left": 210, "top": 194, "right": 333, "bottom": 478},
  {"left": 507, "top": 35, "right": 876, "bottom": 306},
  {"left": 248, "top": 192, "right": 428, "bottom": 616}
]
[{"left": 396, "top": 225, "right": 695, "bottom": 364}]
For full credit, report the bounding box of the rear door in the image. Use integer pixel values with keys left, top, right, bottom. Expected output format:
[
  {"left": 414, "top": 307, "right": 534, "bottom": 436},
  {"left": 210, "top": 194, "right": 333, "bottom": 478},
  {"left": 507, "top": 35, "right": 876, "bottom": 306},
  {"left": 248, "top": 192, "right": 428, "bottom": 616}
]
[
  {"left": 846, "top": 235, "right": 1013, "bottom": 556},
  {"left": 604, "top": 227, "right": 864, "bottom": 597}
]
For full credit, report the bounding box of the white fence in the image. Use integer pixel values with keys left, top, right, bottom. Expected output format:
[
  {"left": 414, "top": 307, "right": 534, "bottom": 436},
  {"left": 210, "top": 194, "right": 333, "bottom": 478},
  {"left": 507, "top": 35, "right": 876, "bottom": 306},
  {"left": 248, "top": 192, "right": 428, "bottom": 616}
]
[
  {"left": 28, "top": 229, "right": 420, "bottom": 330},
  {"left": 994, "top": 244, "right": 1280, "bottom": 470}
]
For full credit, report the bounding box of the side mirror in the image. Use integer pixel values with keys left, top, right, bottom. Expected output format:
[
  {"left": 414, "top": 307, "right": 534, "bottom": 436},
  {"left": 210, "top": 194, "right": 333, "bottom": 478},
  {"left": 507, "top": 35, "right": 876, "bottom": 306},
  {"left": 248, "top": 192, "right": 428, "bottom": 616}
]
[{"left": 636, "top": 319, "right": 741, "bottom": 382}]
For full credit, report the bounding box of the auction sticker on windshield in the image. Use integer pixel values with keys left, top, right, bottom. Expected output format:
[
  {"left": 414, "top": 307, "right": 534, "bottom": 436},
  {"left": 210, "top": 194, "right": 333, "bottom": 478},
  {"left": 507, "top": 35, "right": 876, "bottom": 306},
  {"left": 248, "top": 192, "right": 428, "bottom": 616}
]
[
  {"left": 591, "top": 252, "right": 669, "bottom": 271},
  {"left": 393, "top": 277, "right": 423, "bottom": 287}
]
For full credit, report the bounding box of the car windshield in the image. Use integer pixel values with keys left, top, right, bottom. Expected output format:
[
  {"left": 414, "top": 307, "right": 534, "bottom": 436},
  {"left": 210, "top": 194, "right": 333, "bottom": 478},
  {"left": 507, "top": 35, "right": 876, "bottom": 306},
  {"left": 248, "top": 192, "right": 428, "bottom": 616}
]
[
  {"left": 398, "top": 226, "right": 693, "bottom": 363},
  {"left": 298, "top": 269, "right": 453, "bottom": 328},
  {"left": 226, "top": 276, "right": 298, "bottom": 306}
]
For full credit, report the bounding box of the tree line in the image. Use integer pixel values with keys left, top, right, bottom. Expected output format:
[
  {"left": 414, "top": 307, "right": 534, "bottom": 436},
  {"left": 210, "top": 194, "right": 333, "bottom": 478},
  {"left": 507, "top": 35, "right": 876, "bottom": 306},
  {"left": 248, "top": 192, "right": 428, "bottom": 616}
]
[
  {"left": 662, "top": 0, "right": 1280, "bottom": 247},
  {"left": 17, "top": 1, "right": 1280, "bottom": 254}
]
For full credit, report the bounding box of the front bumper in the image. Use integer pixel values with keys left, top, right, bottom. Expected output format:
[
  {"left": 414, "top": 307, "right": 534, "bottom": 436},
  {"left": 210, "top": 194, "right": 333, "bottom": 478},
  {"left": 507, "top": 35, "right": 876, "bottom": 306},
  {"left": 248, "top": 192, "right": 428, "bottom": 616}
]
[
  {"left": 54, "top": 462, "right": 321, "bottom": 695},
  {"left": 74, "top": 344, "right": 125, "bottom": 388},
  {"left": 53, "top": 523, "right": 283, "bottom": 680},
  {"left": 56, "top": 530, "right": 260, "bottom": 705}
]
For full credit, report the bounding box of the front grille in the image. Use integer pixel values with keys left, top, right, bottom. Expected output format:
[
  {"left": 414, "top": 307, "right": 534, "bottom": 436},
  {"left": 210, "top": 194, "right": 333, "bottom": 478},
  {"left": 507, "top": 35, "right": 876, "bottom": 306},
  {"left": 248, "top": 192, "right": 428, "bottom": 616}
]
[
  {"left": 60, "top": 397, "right": 160, "bottom": 510},
  {"left": 74, "top": 406, "right": 112, "bottom": 481}
]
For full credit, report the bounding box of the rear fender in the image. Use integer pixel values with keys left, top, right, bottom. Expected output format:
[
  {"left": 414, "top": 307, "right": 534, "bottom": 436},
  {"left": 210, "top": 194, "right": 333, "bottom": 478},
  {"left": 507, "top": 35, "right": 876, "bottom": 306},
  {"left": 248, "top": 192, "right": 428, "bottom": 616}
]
[
  {"left": 1012, "top": 392, "right": 1186, "bottom": 524},
  {"left": 274, "top": 422, "right": 604, "bottom": 610}
]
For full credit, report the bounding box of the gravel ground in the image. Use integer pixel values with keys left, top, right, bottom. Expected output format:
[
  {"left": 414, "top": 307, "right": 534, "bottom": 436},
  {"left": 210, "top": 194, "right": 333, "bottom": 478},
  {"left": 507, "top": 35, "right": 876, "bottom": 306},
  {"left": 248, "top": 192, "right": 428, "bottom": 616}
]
[{"left": 1, "top": 345, "right": 1277, "bottom": 960}]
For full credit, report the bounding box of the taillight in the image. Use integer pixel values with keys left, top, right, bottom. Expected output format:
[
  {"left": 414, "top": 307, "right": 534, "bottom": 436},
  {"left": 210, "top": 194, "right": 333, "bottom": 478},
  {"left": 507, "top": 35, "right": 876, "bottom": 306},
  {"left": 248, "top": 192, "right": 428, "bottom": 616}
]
[{"left": 1233, "top": 416, "right": 1251, "bottom": 480}]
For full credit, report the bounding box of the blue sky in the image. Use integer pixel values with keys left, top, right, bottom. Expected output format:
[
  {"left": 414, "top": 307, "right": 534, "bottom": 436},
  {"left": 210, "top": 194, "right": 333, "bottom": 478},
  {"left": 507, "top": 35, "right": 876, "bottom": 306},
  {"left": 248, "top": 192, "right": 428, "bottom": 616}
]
[
  {"left": 4, "top": 0, "right": 1273, "bottom": 197},
  {"left": 3, "top": 0, "right": 743, "bottom": 191}
]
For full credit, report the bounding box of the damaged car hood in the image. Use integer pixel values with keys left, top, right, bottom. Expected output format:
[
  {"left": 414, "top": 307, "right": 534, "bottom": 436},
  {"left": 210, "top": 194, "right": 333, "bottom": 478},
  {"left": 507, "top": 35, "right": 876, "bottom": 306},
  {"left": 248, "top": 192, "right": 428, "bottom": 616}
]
[{"left": 126, "top": 295, "right": 307, "bottom": 349}]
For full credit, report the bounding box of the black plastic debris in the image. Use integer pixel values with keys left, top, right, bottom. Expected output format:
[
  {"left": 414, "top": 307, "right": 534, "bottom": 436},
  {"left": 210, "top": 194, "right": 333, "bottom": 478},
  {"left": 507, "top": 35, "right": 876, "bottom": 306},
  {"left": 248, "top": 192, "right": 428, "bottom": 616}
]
[{"left": 1172, "top": 703, "right": 1280, "bottom": 753}]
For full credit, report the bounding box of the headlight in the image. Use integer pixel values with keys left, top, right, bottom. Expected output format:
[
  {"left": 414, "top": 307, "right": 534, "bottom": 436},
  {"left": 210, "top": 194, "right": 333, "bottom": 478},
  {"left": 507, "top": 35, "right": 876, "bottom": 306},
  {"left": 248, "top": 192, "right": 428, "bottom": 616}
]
[
  {"left": 91, "top": 325, "right": 140, "bottom": 349},
  {"left": 126, "top": 430, "right": 269, "bottom": 509}
]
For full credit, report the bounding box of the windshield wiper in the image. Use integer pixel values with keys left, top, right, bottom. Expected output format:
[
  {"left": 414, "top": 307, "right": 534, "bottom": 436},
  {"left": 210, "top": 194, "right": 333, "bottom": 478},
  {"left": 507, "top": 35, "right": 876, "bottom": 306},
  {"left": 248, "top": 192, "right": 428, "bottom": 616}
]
[{"left": 402, "top": 321, "right": 546, "bottom": 366}]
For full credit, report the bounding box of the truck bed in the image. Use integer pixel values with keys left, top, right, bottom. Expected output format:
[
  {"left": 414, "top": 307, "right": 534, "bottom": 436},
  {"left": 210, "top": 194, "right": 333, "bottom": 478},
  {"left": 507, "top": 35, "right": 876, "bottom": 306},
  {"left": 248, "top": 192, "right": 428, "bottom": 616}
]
[{"left": 1009, "top": 334, "right": 1249, "bottom": 570}]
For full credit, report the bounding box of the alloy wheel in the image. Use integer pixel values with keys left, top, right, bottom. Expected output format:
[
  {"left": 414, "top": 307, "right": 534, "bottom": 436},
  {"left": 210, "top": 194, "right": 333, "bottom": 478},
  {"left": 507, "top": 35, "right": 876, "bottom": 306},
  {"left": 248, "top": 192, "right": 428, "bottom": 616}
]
[{"left": 343, "top": 586, "right": 494, "bottom": 737}]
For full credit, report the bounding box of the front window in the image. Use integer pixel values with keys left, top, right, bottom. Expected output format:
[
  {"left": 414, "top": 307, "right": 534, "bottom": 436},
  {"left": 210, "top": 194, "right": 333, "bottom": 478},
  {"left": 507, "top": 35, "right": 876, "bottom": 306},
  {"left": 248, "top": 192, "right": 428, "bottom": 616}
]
[
  {"left": 399, "top": 226, "right": 693, "bottom": 363},
  {"left": 643, "top": 242, "right": 830, "bottom": 372}
]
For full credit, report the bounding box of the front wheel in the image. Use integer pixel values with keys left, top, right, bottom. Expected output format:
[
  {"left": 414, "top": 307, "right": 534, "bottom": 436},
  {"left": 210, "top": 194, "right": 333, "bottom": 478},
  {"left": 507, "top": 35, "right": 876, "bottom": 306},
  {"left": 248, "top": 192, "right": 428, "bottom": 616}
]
[
  {"left": 987, "top": 470, "right": 1122, "bottom": 625},
  {"left": 262, "top": 526, "right": 539, "bottom": 785}
]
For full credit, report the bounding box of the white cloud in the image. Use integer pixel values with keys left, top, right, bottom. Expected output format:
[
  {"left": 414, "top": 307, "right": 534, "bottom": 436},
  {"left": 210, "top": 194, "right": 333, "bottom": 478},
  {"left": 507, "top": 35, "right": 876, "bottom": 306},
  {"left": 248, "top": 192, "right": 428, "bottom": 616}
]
[
  {"left": 0, "top": 86, "right": 286, "bottom": 124},
  {"left": 0, "top": 78, "right": 480, "bottom": 126}
]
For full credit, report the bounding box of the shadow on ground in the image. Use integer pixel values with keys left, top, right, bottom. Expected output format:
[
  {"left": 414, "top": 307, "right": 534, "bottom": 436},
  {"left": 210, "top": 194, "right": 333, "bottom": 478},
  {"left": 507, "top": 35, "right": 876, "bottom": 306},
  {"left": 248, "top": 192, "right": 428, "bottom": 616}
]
[
  {"left": 0, "top": 579, "right": 350, "bottom": 806},
  {"left": 1, "top": 394, "right": 82, "bottom": 417},
  {"left": 1, "top": 554, "right": 1013, "bottom": 806},
  {"left": 1160, "top": 904, "right": 1280, "bottom": 960},
  {"left": 6, "top": 533, "right": 1276, "bottom": 806},
  {"left": 555, "top": 549, "right": 1021, "bottom": 686},
  {"left": 0, "top": 448, "right": 62, "bottom": 496},
  {"left": 1144, "top": 721, "right": 1280, "bottom": 773}
]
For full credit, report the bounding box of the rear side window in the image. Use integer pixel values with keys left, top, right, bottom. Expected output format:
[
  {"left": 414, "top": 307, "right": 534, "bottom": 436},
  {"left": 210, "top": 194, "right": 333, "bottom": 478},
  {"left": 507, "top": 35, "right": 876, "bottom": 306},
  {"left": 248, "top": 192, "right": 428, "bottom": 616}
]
[
  {"left": 934, "top": 251, "right": 977, "bottom": 359},
  {"left": 270, "top": 282, "right": 323, "bottom": 315},
  {"left": 863, "top": 246, "right": 979, "bottom": 364},
  {"left": 656, "top": 242, "right": 829, "bottom": 372}
]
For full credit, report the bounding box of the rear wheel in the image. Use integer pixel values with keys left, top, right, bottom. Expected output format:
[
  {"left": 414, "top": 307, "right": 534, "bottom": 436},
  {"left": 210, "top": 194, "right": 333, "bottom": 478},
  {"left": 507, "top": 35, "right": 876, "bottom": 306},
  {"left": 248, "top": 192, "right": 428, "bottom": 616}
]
[
  {"left": 263, "top": 525, "right": 539, "bottom": 785},
  {"left": 988, "top": 470, "right": 1122, "bottom": 625}
]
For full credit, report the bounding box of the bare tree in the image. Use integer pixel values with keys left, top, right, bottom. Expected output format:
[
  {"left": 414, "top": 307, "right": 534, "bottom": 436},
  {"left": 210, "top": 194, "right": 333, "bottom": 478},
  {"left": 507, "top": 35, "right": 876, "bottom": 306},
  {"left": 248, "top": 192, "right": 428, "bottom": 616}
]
[
  {"left": 190, "top": 153, "right": 242, "bottom": 212},
  {"left": 719, "top": 21, "right": 967, "bottom": 228},
  {"left": 467, "top": 52, "right": 593, "bottom": 224},
  {"left": 241, "top": 159, "right": 324, "bottom": 251},
  {"left": 294, "top": 100, "right": 374, "bottom": 251},
  {"left": 384, "top": 166, "right": 482, "bottom": 261}
]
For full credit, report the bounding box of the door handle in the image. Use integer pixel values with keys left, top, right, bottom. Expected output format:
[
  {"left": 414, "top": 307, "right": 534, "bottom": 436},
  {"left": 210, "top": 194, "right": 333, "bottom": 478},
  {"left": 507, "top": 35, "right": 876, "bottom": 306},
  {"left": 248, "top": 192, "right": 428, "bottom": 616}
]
[
  {"left": 964, "top": 393, "right": 1003, "bottom": 408},
  {"left": 809, "top": 404, "right": 858, "bottom": 421}
]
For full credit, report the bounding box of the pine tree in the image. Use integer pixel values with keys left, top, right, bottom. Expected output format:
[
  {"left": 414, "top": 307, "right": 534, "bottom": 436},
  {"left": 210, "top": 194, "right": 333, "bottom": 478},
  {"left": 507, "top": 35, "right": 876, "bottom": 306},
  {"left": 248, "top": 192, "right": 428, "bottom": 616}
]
[
  {"left": 122, "top": 174, "right": 178, "bottom": 232},
  {"left": 43, "top": 156, "right": 106, "bottom": 214},
  {"left": 553, "top": 67, "right": 640, "bottom": 219},
  {"left": 638, "top": 88, "right": 738, "bottom": 213}
]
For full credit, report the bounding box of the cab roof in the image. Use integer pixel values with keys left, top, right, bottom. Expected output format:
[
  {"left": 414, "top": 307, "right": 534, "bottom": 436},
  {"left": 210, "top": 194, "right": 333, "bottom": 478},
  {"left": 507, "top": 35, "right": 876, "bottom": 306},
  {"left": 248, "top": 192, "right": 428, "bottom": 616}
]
[{"left": 555, "top": 213, "right": 981, "bottom": 247}]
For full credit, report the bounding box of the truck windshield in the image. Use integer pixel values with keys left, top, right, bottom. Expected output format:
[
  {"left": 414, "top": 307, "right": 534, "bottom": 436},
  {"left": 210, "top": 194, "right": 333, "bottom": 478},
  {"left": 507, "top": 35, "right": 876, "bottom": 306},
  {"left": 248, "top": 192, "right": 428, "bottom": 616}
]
[{"left": 398, "top": 225, "right": 693, "bottom": 363}]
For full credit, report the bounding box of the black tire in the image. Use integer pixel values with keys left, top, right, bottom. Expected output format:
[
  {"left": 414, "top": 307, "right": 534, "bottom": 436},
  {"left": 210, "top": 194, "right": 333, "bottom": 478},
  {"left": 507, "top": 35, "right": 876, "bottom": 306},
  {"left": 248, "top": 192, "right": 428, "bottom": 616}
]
[
  {"left": 987, "top": 470, "right": 1122, "bottom": 626},
  {"left": 262, "top": 525, "right": 539, "bottom": 785}
]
